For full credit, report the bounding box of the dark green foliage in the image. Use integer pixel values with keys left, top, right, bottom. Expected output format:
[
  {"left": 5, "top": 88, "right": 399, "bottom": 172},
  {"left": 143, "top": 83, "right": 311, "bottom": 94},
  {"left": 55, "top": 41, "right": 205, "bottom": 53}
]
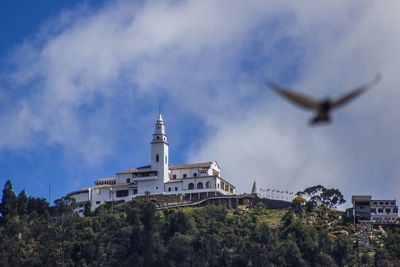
[
  {"left": 166, "top": 232, "right": 193, "bottom": 266},
  {"left": 17, "top": 190, "right": 28, "bottom": 218},
  {"left": 51, "top": 196, "right": 73, "bottom": 216},
  {"left": 0, "top": 180, "right": 399, "bottom": 266},
  {"left": 297, "top": 185, "right": 346, "bottom": 209},
  {"left": 83, "top": 201, "right": 92, "bottom": 217},
  {"left": 27, "top": 196, "right": 49, "bottom": 218},
  {"left": 0, "top": 180, "right": 18, "bottom": 219},
  {"left": 379, "top": 226, "right": 400, "bottom": 265}
]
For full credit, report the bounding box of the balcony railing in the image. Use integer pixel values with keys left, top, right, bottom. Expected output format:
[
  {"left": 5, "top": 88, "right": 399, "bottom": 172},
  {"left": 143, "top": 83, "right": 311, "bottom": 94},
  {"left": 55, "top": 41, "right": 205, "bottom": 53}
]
[{"left": 132, "top": 175, "right": 158, "bottom": 181}]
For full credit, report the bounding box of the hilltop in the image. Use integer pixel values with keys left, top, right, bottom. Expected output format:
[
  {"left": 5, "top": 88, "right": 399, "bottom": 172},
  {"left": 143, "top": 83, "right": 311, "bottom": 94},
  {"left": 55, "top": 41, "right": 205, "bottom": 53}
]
[{"left": 1, "top": 182, "right": 400, "bottom": 266}]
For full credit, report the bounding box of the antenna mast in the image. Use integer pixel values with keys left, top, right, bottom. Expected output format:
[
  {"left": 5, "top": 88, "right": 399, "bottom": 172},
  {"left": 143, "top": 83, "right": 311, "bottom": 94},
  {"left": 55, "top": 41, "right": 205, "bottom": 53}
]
[{"left": 49, "top": 178, "right": 51, "bottom": 205}]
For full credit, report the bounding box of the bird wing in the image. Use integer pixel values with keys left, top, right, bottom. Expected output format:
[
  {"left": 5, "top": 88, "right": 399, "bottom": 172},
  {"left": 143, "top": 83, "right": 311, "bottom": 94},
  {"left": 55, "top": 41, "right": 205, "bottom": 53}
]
[
  {"left": 331, "top": 74, "right": 381, "bottom": 108},
  {"left": 267, "top": 81, "right": 319, "bottom": 110}
]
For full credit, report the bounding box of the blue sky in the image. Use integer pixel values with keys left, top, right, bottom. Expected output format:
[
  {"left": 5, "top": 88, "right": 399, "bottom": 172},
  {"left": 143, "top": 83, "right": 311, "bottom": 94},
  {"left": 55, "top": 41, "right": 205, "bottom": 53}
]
[{"left": 1, "top": 0, "right": 399, "bottom": 209}]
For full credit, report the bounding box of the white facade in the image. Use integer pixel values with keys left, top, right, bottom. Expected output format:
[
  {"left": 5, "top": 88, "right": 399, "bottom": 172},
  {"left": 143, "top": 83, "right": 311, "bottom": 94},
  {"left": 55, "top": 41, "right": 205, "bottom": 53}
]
[
  {"left": 67, "top": 114, "right": 236, "bottom": 215},
  {"left": 370, "top": 199, "right": 398, "bottom": 222},
  {"left": 151, "top": 113, "right": 169, "bottom": 194},
  {"left": 350, "top": 195, "right": 399, "bottom": 223}
]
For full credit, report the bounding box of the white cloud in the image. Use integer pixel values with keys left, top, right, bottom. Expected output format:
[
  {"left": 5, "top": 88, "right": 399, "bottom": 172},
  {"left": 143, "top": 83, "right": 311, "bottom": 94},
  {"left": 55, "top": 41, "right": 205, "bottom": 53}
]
[
  {"left": 1, "top": 0, "right": 400, "bottom": 203},
  {"left": 190, "top": 1, "right": 400, "bottom": 206},
  {"left": 1, "top": 0, "right": 284, "bottom": 158}
]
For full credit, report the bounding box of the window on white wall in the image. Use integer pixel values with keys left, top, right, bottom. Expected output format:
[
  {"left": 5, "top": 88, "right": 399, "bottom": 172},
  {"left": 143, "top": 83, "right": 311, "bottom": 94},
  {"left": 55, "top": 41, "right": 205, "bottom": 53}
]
[
  {"left": 116, "top": 190, "right": 128, "bottom": 198},
  {"left": 156, "top": 154, "right": 159, "bottom": 162}
]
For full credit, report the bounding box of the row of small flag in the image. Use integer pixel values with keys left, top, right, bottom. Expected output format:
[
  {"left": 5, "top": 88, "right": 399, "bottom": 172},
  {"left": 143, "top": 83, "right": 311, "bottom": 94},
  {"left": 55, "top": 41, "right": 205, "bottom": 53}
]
[{"left": 260, "top": 188, "right": 294, "bottom": 194}]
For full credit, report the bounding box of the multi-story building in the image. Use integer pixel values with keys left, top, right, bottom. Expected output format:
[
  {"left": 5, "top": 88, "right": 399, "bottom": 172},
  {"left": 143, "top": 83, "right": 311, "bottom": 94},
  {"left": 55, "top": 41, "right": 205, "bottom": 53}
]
[
  {"left": 66, "top": 114, "right": 236, "bottom": 215},
  {"left": 370, "top": 199, "right": 398, "bottom": 222},
  {"left": 351, "top": 195, "right": 372, "bottom": 221},
  {"left": 348, "top": 195, "right": 398, "bottom": 223}
]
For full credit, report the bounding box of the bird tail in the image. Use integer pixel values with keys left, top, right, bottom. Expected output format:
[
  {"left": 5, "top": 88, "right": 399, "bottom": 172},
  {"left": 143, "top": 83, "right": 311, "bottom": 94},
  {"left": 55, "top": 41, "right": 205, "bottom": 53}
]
[{"left": 310, "top": 114, "right": 330, "bottom": 125}]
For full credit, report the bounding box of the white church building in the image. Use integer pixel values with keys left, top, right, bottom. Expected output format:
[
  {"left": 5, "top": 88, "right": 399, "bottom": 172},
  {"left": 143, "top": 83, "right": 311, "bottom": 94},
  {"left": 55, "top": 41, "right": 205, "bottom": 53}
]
[{"left": 67, "top": 114, "right": 236, "bottom": 214}]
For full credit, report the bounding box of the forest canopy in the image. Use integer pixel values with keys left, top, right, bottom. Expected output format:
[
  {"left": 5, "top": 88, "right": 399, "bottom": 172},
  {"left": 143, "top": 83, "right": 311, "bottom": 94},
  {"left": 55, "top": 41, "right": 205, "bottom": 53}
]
[{"left": 0, "top": 180, "right": 399, "bottom": 266}]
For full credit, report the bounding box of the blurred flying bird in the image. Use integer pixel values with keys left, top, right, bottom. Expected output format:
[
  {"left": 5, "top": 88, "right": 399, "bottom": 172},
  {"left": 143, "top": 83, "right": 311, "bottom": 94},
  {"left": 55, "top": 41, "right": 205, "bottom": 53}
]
[{"left": 267, "top": 74, "right": 381, "bottom": 125}]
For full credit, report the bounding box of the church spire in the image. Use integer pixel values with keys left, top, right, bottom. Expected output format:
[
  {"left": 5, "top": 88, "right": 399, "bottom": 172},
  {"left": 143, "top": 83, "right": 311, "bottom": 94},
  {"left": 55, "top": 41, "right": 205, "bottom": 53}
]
[
  {"left": 151, "top": 112, "right": 169, "bottom": 189},
  {"left": 152, "top": 112, "right": 167, "bottom": 143},
  {"left": 157, "top": 112, "right": 163, "bottom": 122},
  {"left": 251, "top": 179, "right": 257, "bottom": 195}
]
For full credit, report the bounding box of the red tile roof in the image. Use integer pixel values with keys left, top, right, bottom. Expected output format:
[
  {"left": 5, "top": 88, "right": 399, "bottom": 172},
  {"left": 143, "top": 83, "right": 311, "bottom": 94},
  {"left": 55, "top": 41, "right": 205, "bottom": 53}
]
[
  {"left": 67, "top": 183, "right": 131, "bottom": 196},
  {"left": 169, "top": 162, "right": 212, "bottom": 170},
  {"left": 117, "top": 162, "right": 212, "bottom": 174},
  {"left": 96, "top": 177, "right": 116, "bottom": 181},
  {"left": 165, "top": 179, "right": 183, "bottom": 183},
  {"left": 116, "top": 168, "right": 139, "bottom": 174}
]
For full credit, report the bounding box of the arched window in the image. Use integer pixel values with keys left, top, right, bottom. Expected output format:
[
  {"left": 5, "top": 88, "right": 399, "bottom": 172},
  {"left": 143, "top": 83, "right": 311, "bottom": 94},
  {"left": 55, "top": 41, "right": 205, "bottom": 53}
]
[
  {"left": 197, "top": 182, "right": 203, "bottom": 189},
  {"left": 206, "top": 181, "right": 212, "bottom": 188},
  {"left": 165, "top": 155, "right": 168, "bottom": 164},
  {"left": 156, "top": 154, "right": 159, "bottom": 162},
  {"left": 188, "top": 183, "right": 194, "bottom": 190}
]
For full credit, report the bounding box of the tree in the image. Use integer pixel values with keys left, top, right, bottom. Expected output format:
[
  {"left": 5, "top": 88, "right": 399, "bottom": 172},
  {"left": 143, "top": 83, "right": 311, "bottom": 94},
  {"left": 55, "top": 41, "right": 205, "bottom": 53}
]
[
  {"left": 292, "top": 196, "right": 307, "bottom": 204},
  {"left": 166, "top": 232, "right": 193, "bottom": 266},
  {"left": 319, "top": 188, "right": 346, "bottom": 208},
  {"left": 17, "top": 190, "right": 28, "bottom": 218},
  {"left": 51, "top": 197, "right": 73, "bottom": 216},
  {"left": 297, "top": 185, "right": 345, "bottom": 209},
  {"left": 0, "top": 180, "right": 18, "bottom": 219},
  {"left": 27, "top": 197, "right": 49, "bottom": 218},
  {"left": 83, "top": 201, "right": 91, "bottom": 217},
  {"left": 291, "top": 196, "right": 307, "bottom": 213},
  {"left": 51, "top": 214, "right": 76, "bottom": 266}
]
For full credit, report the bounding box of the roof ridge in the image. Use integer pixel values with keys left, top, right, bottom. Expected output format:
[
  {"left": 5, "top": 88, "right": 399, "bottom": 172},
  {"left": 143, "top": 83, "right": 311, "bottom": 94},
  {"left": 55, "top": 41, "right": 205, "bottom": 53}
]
[{"left": 117, "top": 161, "right": 215, "bottom": 174}]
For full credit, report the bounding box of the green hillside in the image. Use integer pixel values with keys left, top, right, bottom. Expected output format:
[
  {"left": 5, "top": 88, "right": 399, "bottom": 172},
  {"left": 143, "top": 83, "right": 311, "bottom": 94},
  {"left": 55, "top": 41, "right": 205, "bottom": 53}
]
[{"left": 1, "top": 181, "right": 400, "bottom": 266}]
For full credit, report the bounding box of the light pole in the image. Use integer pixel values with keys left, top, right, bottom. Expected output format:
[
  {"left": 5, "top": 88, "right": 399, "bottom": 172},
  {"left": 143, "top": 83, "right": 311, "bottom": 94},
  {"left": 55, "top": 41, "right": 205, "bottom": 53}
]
[{"left": 110, "top": 187, "right": 113, "bottom": 210}]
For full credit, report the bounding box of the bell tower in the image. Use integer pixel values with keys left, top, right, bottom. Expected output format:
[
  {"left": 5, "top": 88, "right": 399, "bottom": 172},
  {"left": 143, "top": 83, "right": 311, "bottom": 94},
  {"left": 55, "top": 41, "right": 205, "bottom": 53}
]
[{"left": 151, "top": 113, "right": 169, "bottom": 193}]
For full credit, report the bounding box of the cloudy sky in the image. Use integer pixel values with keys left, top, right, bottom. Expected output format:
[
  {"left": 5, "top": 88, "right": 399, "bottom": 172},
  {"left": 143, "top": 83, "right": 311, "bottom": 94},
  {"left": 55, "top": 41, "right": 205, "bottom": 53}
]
[{"left": 1, "top": 0, "right": 399, "bottom": 208}]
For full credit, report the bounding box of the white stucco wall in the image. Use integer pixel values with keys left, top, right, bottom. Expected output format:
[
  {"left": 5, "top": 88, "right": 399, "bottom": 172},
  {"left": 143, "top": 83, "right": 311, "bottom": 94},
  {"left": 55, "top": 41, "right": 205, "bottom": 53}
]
[
  {"left": 170, "top": 167, "right": 209, "bottom": 179},
  {"left": 137, "top": 180, "right": 160, "bottom": 195},
  {"left": 181, "top": 176, "right": 216, "bottom": 191},
  {"left": 116, "top": 173, "right": 132, "bottom": 184},
  {"left": 164, "top": 182, "right": 183, "bottom": 193},
  {"left": 69, "top": 191, "right": 89, "bottom": 203}
]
